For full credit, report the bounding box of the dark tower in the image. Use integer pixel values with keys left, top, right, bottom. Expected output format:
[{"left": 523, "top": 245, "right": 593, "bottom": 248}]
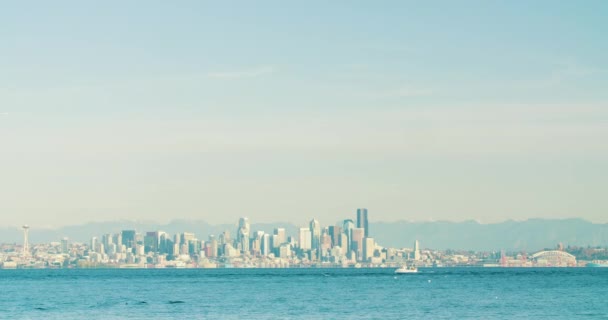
[
  {"left": 356, "top": 208, "right": 369, "bottom": 237},
  {"left": 121, "top": 230, "right": 136, "bottom": 250}
]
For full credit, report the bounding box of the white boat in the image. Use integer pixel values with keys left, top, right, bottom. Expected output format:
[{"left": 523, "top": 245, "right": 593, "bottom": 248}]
[{"left": 395, "top": 266, "right": 418, "bottom": 274}]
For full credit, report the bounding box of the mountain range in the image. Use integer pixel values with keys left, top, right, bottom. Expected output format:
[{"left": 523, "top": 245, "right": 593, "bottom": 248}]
[{"left": 2, "top": 218, "right": 607, "bottom": 251}]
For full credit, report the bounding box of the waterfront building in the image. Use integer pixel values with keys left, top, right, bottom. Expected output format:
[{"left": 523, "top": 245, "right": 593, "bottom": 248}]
[{"left": 531, "top": 250, "right": 577, "bottom": 267}]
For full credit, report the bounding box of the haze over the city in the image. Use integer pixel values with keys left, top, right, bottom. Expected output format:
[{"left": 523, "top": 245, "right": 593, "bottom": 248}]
[{"left": 1, "top": 1, "right": 607, "bottom": 228}]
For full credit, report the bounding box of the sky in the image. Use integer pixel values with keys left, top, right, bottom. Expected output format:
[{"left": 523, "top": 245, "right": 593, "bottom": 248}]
[{"left": 1, "top": 1, "right": 607, "bottom": 228}]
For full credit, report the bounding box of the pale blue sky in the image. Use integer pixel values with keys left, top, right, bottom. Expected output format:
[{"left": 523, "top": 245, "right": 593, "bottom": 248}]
[{"left": 1, "top": 1, "right": 607, "bottom": 227}]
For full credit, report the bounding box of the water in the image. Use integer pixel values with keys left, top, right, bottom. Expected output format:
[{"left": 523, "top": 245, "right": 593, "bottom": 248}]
[{"left": 1, "top": 268, "right": 607, "bottom": 319}]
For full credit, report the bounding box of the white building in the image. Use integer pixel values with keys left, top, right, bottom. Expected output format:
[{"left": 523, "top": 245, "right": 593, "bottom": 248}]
[{"left": 299, "top": 227, "right": 312, "bottom": 250}]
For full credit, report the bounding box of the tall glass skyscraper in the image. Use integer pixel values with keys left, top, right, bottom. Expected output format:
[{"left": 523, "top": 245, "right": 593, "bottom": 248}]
[
  {"left": 309, "top": 219, "right": 321, "bottom": 249},
  {"left": 309, "top": 218, "right": 321, "bottom": 259},
  {"left": 121, "top": 230, "right": 136, "bottom": 250},
  {"left": 357, "top": 208, "right": 369, "bottom": 237},
  {"left": 236, "top": 217, "right": 250, "bottom": 254},
  {"left": 342, "top": 219, "right": 355, "bottom": 252}
]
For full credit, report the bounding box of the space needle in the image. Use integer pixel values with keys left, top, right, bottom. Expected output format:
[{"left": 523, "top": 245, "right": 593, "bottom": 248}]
[{"left": 22, "top": 225, "right": 30, "bottom": 257}]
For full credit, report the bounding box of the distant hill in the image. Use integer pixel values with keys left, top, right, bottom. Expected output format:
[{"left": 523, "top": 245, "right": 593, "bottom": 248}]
[
  {"left": 1, "top": 218, "right": 606, "bottom": 251},
  {"left": 371, "top": 218, "right": 608, "bottom": 251}
]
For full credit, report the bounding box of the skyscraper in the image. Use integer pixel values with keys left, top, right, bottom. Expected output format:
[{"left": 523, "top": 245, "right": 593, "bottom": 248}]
[
  {"left": 364, "top": 237, "right": 375, "bottom": 261},
  {"left": 219, "top": 230, "right": 230, "bottom": 246},
  {"left": 310, "top": 219, "right": 322, "bottom": 260},
  {"left": 101, "top": 234, "right": 112, "bottom": 248},
  {"left": 90, "top": 236, "right": 98, "bottom": 252},
  {"left": 357, "top": 208, "right": 369, "bottom": 237},
  {"left": 236, "top": 217, "right": 250, "bottom": 254},
  {"left": 351, "top": 228, "right": 365, "bottom": 261},
  {"left": 321, "top": 232, "right": 332, "bottom": 257},
  {"left": 121, "top": 230, "right": 136, "bottom": 250},
  {"left": 309, "top": 218, "right": 321, "bottom": 250},
  {"left": 298, "top": 227, "right": 312, "bottom": 250},
  {"left": 144, "top": 231, "right": 160, "bottom": 253},
  {"left": 159, "top": 232, "right": 170, "bottom": 254},
  {"left": 251, "top": 231, "right": 264, "bottom": 256},
  {"left": 181, "top": 232, "right": 195, "bottom": 246},
  {"left": 414, "top": 240, "right": 420, "bottom": 261},
  {"left": 21, "top": 225, "right": 29, "bottom": 258},
  {"left": 61, "top": 237, "right": 69, "bottom": 254},
  {"left": 339, "top": 233, "right": 348, "bottom": 255},
  {"left": 113, "top": 232, "right": 123, "bottom": 248},
  {"left": 274, "top": 228, "right": 286, "bottom": 245},
  {"left": 261, "top": 233, "right": 271, "bottom": 256},
  {"left": 328, "top": 225, "right": 342, "bottom": 248},
  {"left": 208, "top": 235, "right": 218, "bottom": 258},
  {"left": 342, "top": 219, "right": 355, "bottom": 252}
]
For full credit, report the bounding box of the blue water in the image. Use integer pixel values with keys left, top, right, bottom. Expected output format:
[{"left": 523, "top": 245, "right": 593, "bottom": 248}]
[{"left": 1, "top": 268, "right": 607, "bottom": 319}]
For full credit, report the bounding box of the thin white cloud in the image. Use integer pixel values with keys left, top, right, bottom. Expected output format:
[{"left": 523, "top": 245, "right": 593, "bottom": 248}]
[{"left": 206, "top": 66, "right": 276, "bottom": 79}]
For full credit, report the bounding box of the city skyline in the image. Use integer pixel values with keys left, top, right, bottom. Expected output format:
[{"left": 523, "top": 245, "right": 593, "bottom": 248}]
[
  {"left": 3, "top": 215, "right": 607, "bottom": 253},
  {"left": 1, "top": 1, "right": 607, "bottom": 227},
  {"left": 4, "top": 207, "right": 603, "bottom": 270}
]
